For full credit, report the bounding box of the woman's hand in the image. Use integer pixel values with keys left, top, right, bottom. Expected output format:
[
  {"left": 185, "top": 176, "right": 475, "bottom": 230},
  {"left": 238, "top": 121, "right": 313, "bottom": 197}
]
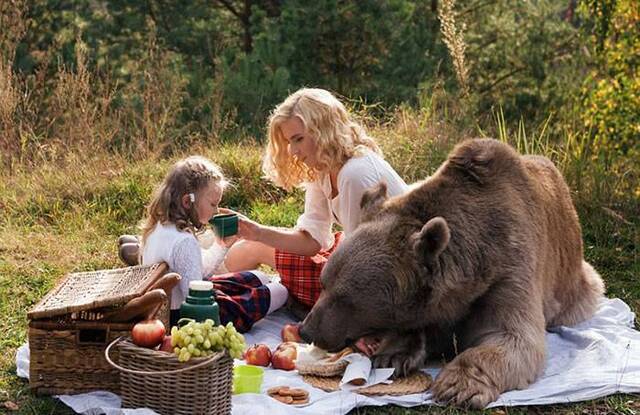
[{"left": 216, "top": 208, "right": 320, "bottom": 256}]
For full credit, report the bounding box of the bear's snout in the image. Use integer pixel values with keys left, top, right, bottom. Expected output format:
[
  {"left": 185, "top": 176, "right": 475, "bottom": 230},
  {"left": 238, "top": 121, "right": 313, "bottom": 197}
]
[
  {"left": 298, "top": 324, "right": 313, "bottom": 344},
  {"left": 299, "top": 307, "right": 348, "bottom": 351}
]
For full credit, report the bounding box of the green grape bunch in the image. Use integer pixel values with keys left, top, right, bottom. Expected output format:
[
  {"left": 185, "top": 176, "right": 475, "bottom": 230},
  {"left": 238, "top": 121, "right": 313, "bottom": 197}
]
[{"left": 170, "top": 320, "right": 246, "bottom": 362}]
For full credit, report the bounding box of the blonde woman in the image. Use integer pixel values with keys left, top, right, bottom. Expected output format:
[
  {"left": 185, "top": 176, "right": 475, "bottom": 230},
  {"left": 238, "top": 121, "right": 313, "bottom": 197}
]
[{"left": 223, "top": 88, "right": 408, "bottom": 312}]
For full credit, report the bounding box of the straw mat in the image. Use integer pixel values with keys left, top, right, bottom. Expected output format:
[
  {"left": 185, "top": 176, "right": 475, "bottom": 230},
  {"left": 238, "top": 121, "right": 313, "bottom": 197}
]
[
  {"left": 296, "top": 359, "right": 349, "bottom": 377},
  {"left": 302, "top": 372, "right": 432, "bottom": 396}
]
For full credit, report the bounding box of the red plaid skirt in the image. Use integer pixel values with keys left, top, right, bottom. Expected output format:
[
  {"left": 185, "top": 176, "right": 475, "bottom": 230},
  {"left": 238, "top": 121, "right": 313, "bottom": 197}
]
[
  {"left": 275, "top": 232, "right": 343, "bottom": 308},
  {"left": 207, "top": 271, "right": 271, "bottom": 333}
]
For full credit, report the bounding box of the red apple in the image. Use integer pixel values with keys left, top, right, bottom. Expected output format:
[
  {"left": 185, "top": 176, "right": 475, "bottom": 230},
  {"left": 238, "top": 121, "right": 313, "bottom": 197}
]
[
  {"left": 271, "top": 342, "right": 297, "bottom": 370},
  {"left": 281, "top": 323, "right": 303, "bottom": 343},
  {"left": 131, "top": 319, "right": 166, "bottom": 348},
  {"left": 243, "top": 343, "right": 272, "bottom": 367},
  {"left": 158, "top": 335, "right": 173, "bottom": 353},
  {"left": 275, "top": 341, "right": 298, "bottom": 354}
]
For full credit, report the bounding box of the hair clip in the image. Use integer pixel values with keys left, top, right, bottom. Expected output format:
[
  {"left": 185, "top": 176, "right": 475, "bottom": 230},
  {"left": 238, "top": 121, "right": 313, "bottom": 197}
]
[{"left": 189, "top": 193, "right": 195, "bottom": 202}]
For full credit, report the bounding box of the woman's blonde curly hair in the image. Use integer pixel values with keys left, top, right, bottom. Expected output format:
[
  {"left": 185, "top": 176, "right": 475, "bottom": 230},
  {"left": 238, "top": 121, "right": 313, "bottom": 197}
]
[
  {"left": 262, "top": 88, "right": 381, "bottom": 190},
  {"left": 140, "top": 156, "right": 227, "bottom": 246}
]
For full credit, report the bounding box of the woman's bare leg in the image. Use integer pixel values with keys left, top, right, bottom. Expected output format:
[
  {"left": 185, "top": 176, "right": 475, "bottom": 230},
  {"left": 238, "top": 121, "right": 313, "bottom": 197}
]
[{"left": 224, "top": 239, "right": 276, "bottom": 271}]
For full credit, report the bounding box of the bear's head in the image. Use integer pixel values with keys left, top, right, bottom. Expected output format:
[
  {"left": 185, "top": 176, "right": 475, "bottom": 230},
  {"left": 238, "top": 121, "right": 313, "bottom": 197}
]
[{"left": 299, "top": 182, "right": 453, "bottom": 351}]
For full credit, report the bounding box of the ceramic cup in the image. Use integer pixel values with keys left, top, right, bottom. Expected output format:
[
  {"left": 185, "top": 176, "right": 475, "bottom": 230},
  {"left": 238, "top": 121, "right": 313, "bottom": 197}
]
[{"left": 209, "top": 213, "right": 238, "bottom": 238}]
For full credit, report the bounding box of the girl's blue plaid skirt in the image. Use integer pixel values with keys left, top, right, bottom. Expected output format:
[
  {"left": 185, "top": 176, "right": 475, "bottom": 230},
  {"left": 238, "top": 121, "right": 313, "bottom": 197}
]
[{"left": 208, "top": 271, "right": 271, "bottom": 333}]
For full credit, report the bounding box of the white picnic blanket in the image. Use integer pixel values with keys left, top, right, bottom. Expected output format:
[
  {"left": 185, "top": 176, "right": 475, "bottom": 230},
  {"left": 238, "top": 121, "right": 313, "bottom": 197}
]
[{"left": 16, "top": 297, "right": 640, "bottom": 414}]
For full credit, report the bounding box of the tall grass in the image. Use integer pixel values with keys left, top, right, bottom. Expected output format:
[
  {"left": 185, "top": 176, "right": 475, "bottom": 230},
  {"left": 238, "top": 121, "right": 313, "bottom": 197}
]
[
  {"left": 0, "top": 4, "right": 241, "bottom": 172},
  {"left": 438, "top": 0, "right": 469, "bottom": 95}
]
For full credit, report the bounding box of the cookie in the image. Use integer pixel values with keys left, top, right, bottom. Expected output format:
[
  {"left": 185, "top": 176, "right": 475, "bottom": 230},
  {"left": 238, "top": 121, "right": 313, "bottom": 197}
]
[
  {"left": 267, "top": 385, "right": 310, "bottom": 405},
  {"left": 272, "top": 395, "right": 294, "bottom": 404},
  {"left": 280, "top": 388, "right": 309, "bottom": 398},
  {"left": 292, "top": 396, "right": 310, "bottom": 405},
  {"left": 267, "top": 386, "right": 281, "bottom": 396}
]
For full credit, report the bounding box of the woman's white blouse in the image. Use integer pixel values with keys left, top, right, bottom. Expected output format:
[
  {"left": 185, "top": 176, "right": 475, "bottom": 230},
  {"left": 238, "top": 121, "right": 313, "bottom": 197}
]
[{"left": 295, "top": 149, "right": 408, "bottom": 250}]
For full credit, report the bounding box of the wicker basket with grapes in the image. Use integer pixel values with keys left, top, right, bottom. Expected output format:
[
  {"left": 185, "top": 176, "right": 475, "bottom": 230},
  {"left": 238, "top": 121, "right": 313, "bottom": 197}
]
[{"left": 105, "top": 319, "right": 245, "bottom": 415}]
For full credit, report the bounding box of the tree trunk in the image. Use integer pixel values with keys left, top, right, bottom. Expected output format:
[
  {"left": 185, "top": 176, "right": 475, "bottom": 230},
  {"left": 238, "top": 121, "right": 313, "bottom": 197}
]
[{"left": 242, "top": 0, "right": 252, "bottom": 52}]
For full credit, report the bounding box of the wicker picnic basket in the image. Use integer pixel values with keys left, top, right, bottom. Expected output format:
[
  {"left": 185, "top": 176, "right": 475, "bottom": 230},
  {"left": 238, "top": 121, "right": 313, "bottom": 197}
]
[
  {"left": 28, "top": 263, "right": 169, "bottom": 395},
  {"left": 105, "top": 337, "right": 233, "bottom": 415}
]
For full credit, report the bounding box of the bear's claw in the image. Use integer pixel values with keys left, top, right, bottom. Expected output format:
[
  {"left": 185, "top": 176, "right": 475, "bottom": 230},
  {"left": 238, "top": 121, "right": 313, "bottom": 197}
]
[{"left": 431, "top": 359, "right": 499, "bottom": 409}]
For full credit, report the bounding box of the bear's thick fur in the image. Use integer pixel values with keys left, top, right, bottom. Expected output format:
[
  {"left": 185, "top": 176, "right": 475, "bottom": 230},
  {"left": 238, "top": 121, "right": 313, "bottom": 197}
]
[{"left": 299, "top": 138, "right": 604, "bottom": 408}]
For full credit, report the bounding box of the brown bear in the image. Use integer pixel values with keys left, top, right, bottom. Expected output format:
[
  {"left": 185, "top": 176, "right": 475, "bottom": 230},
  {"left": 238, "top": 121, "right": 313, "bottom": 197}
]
[{"left": 299, "top": 138, "right": 605, "bottom": 408}]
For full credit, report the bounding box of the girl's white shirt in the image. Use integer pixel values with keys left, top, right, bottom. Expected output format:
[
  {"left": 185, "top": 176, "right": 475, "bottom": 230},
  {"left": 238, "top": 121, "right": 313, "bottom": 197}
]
[
  {"left": 141, "top": 222, "right": 203, "bottom": 310},
  {"left": 296, "top": 148, "right": 408, "bottom": 250}
]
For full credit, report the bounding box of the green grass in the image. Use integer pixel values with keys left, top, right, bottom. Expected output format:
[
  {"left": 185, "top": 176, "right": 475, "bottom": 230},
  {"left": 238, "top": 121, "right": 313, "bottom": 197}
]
[{"left": 0, "top": 120, "right": 638, "bottom": 414}]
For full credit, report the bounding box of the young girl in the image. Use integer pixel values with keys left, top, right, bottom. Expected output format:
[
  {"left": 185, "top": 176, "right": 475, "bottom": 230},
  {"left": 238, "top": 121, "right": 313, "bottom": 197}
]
[
  {"left": 139, "top": 155, "right": 288, "bottom": 331},
  {"left": 222, "top": 88, "right": 408, "bottom": 313}
]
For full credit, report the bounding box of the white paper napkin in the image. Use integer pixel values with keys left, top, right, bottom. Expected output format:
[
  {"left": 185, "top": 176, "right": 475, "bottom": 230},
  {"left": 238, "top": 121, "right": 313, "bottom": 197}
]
[{"left": 339, "top": 354, "right": 395, "bottom": 391}]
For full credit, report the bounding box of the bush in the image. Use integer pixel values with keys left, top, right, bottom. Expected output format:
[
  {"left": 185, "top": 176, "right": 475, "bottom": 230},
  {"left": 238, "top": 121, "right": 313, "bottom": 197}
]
[{"left": 580, "top": 0, "right": 640, "bottom": 158}]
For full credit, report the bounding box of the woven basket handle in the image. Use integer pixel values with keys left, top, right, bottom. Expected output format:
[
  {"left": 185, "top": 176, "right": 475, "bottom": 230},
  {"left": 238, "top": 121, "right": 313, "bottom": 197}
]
[{"left": 104, "top": 336, "right": 227, "bottom": 375}]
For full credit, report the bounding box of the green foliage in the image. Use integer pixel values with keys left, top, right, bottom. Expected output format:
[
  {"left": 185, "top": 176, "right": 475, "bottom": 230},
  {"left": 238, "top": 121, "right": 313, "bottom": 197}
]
[
  {"left": 273, "top": 0, "right": 443, "bottom": 103},
  {"left": 580, "top": 0, "right": 640, "bottom": 157},
  {"left": 249, "top": 196, "right": 303, "bottom": 228},
  {"left": 461, "top": 0, "right": 585, "bottom": 122},
  {"left": 5, "top": 0, "right": 635, "bottom": 149},
  {"left": 220, "top": 36, "right": 292, "bottom": 133},
  {"left": 7, "top": 0, "right": 448, "bottom": 144}
]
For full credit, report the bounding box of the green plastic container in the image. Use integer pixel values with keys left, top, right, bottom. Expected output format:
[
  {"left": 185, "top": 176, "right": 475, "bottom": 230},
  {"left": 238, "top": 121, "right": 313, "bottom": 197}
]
[
  {"left": 233, "top": 365, "right": 264, "bottom": 394},
  {"left": 179, "top": 280, "right": 220, "bottom": 324}
]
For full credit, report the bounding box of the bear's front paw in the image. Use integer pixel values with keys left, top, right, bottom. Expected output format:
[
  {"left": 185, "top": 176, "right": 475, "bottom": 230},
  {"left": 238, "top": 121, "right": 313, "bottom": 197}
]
[
  {"left": 431, "top": 358, "right": 499, "bottom": 409},
  {"left": 372, "top": 348, "right": 426, "bottom": 378}
]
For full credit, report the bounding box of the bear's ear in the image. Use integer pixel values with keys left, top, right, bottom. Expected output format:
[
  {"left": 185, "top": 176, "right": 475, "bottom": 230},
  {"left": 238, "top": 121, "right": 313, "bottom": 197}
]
[
  {"left": 359, "top": 182, "right": 388, "bottom": 223},
  {"left": 412, "top": 216, "right": 450, "bottom": 264}
]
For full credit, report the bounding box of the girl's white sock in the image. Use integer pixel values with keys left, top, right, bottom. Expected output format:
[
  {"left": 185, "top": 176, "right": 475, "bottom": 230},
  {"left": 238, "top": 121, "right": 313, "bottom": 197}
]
[
  {"left": 251, "top": 270, "right": 273, "bottom": 285},
  {"left": 266, "top": 281, "right": 288, "bottom": 314}
]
